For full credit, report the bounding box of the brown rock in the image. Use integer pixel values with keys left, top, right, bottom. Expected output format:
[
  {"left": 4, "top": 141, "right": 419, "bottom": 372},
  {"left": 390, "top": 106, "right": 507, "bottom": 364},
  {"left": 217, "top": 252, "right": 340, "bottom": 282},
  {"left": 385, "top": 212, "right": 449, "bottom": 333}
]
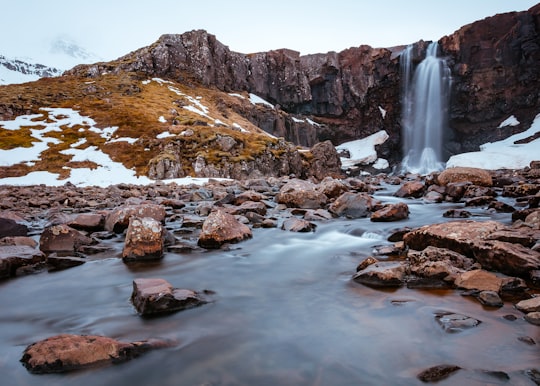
[
  {"left": 408, "top": 246, "right": 475, "bottom": 284},
  {"left": 515, "top": 297, "right": 540, "bottom": 313},
  {"left": 104, "top": 204, "right": 166, "bottom": 233},
  {"left": 370, "top": 202, "right": 409, "bottom": 222},
  {"left": 229, "top": 201, "right": 267, "bottom": 216},
  {"left": 0, "top": 217, "right": 28, "bottom": 238},
  {"left": 0, "top": 245, "right": 46, "bottom": 279},
  {"left": 20, "top": 334, "right": 167, "bottom": 373},
  {"left": 67, "top": 213, "right": 104, "bottom": 231},
  {"left": 352, "top": 261, "right": 405, "bottom": 288},
  {"left": 308, "top": 140, "right": 343, "bottom": 180},
  {"left": 276, "top": 179, "right": 328, "bottom": 209},
  {"left": 329, "top": 192, "right": 378, "bottom": 219},
  {"left": 454, "top": 269, "right": 503, "bottom": 292},
  {"left": 122, "top": 217, "right": 165, "bottom": 261},
  {"left": 281, "top": 218, "right": 316, "bottom": 232},
  {"left": 317, "top": 177, "right": 349, "bottom": 199},
  {"left": 131, "top": 278, "right": 207, "bottom": 315},
  {"left": 198, "top": 209, "right": 252, "bottom": 248},
  {"left": 471, "top": 240, "right": 540, "bottom": 278},
  {"left": 233, "top": 190, "right": 266, "bottom": 205},
  {"left": 393, "top": 180, "right": 425, "bottom": 198},
  {"left": 437, "top": 167, "right": 493, "bottom": 187},
  {"left": 39, "top": 224, "right": 94, "bottom": 254},
  {"left": 403, "top": 220, "right": 504, "bottom": 257},
  {"left": 0, "top": 236, "right": 38, "bottom": 248},
  {"left": 417, "top": 364, "right": 461, "bottom": 382}
]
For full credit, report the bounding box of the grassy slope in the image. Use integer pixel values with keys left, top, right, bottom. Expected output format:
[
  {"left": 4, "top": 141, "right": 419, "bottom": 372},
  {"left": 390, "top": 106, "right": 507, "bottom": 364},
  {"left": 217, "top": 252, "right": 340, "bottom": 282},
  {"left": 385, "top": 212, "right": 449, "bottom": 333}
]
[{"left": 0, "top": 70, "right": 280, "bottom": 178}]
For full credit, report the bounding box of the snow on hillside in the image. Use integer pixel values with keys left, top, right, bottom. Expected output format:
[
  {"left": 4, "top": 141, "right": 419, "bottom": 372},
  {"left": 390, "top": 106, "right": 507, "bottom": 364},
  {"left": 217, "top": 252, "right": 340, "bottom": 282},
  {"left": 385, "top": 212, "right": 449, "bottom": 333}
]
[
  {"left": 0, "top": 55, "right": 62, "bottom": 85},
  {"left": 446, "top": 113, "right": 540, "bottom": 170},
  {"left": 337, "top": 130, "right": 390, "bottom": 170},
  {"left": 0, "top": 107, "right": 227, "bottom": 187}
]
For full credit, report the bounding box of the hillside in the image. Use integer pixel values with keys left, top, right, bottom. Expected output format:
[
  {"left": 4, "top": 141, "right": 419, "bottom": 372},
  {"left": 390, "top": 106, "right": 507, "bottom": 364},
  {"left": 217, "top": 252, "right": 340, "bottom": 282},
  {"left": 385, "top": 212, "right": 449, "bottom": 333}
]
[{"left": 0, "top": 68, "right": 341, "bottom": 184}]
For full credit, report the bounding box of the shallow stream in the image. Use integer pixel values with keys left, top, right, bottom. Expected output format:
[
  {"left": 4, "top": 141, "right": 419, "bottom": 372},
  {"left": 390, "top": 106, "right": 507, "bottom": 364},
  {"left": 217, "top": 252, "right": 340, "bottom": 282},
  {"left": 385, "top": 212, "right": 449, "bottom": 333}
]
[{"left": 1, "top": 185, "right": 538, "bottom": 385}]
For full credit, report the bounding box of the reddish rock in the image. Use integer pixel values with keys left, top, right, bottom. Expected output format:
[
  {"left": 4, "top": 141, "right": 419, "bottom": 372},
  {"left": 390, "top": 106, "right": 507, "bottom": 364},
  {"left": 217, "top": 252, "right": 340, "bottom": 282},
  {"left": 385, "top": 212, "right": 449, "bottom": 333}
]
[
  {"left": 515, "top": 297, "right": 540, "bottom": 313},
  {"left": 370, "top": 202, "right": 409, "bottom": 222},
  {"left": 303, "top": 208, "right": 333, "bottom": 221},
  {"left": 229, "top": 201, "right": 267, "bottom": 216},
  {"left": 317, "top": 177, "right": 349, "bottom": 199},
  {"left": 131, "top": 278, "right": 207, "bottom": 315},
  {"left": 0, "top": 217, "right": 28, "bottom": 238},
  {"left": 104, "top": 204, "right": 166, "bottom": 233},
  {"left": 352, "top": 261, "right": 405, "bottom": 288},
  {"left": 408, "top": 246, "right": 475, "bottom": 285},
  {"left": 276, "top": 179, "right": 328, "bottom": 209},
  {"left": 444, "top": 182, "right": 471, "bottom": 202},
  {"left": 20, "top": 334, "right": 169, "bottom": 374},
  {"left": 471, "top": 240, "right": 540, "bottom": 278},
  {"left": 198, "top": 209, "right": 252, "bottom": 249},
  {"left": 281, "top": 218, "right": 316, "bottom": 232},
  {"left": 454, "top": 269, "right": 503, "bottom": 292},
  {"left": 67, "top": 213, "right": 104, "bottom": 231},
  {"left": 437, "top": 167, "right": 493, "bottom": 187},
  {"left": 122, "top": 217, "right": 165, "bottom": 261},
  {"left": 417, "top": 364, "right": 461, "bottom": 383},
  {"left": 329, "top": 192, "right": 378, "bottom": 219},
  {"left": 403, "top": 220, "right": 505, "bottom": 258},
  {"left": 0, "top": 236, "right": 38, "bottom": 248},
  {"left": 0, "top": 245, "right": 46, "bottom": 279},
  {"left": 39, "top": 224, "right": 94, "bottom": 254},
  {"left": 393, "top": 180, "right": 425, "bottom": 198},
  {"left": 233, "top": 190, "right": 266, "bottom": 205}
]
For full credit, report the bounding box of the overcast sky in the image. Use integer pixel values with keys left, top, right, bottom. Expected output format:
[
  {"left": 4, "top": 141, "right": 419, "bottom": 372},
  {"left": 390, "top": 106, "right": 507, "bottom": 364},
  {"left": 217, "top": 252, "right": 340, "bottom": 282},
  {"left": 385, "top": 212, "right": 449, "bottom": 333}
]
[{"left": 2, "top": 0, "right": 539, "bottom": 62}]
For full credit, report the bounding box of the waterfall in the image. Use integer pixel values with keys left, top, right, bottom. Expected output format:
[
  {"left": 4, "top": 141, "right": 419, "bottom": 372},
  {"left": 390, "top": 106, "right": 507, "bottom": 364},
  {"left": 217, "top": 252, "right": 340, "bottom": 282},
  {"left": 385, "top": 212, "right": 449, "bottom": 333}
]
[{"left": 400, "top": 42, "right": 451, "bottom": 175}]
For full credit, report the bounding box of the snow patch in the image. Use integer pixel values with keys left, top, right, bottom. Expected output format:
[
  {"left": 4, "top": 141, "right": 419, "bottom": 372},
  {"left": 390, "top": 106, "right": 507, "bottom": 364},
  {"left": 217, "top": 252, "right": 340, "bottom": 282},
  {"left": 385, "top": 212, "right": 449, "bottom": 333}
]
[
  {"left": 249, "top": 93, "right": 274, "bottom": 108},
  {"left": 292, "top": 117, "right": 304, "bottom": 123},
  {"left": 156, "top": 131, "right": 175, "bottom": 139},
  {"left": 498, "top": 115, "right": 520, "bottom": 128},
  {"left": 447, "top": 113, "right": 540, "bottom": 170},
  {"left": 158, "top": 116, "right": 166, "bottom": 123},
  {"left": 336, "top": 130, "right": 389, "bottom": 169},
  {"left": 378, "top": 106, "right": 387, "bottom": 119}
]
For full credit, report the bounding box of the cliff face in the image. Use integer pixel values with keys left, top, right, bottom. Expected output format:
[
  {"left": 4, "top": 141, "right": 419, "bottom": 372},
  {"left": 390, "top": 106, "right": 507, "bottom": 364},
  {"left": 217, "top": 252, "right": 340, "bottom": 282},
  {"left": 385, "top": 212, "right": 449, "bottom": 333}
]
[
  {"left": 440, "top": 4, "right": 540, "bottom": 152},
  {"left": 65, "top": 4, "right": 540, "bottom": 167}
]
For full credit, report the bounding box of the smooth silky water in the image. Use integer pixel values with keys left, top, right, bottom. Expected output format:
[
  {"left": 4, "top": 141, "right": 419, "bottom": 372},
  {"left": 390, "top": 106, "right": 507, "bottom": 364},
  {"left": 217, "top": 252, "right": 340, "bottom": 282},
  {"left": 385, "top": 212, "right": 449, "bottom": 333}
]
[{"left": 0, "top": 185, "right": 538, "bottom": 385}]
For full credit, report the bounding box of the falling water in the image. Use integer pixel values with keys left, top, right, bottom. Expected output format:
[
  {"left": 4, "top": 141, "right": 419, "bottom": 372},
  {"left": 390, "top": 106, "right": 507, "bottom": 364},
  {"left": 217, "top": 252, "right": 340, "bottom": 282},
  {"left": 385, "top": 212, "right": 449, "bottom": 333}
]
[{"left": 400, "top": 42, "right": 451, "bottom": 174}]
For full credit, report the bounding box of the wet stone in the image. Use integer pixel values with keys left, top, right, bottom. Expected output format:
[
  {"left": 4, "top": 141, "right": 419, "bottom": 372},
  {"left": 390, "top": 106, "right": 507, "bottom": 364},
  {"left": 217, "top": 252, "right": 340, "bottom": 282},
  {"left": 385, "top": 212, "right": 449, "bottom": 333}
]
[
  {"left": 524, "top": 312, "right": 540, "bottom": 326},
  {"left": 417, "top": 364, "right": 461, "bottom": 383},
  {"left": 434, "top": 311, "right": 481, "bottom": 333},
  {"left": 476, "top": 290, "right": 503, "bottom": 307}
]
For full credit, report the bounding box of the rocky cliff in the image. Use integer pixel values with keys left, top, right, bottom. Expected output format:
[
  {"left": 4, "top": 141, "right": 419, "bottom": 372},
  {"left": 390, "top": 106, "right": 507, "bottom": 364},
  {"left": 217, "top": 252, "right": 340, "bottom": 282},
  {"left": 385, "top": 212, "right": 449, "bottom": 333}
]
[{"left": 69, "top": 4, "right": 540, "bottom": 167}]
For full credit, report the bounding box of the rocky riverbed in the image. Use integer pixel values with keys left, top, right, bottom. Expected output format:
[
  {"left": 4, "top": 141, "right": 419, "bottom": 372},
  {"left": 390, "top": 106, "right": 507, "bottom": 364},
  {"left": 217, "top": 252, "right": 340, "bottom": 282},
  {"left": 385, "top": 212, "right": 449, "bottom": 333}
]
[{"left": 1, "top": 164, "right": 539, "bottom": 384}]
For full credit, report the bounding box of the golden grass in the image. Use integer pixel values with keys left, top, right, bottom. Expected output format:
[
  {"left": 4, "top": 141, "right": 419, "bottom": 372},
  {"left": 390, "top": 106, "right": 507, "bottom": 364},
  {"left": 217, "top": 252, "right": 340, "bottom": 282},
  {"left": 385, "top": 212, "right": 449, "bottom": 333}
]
[{"left": 0, "top": 70, "right": 282, "bottom": 178}]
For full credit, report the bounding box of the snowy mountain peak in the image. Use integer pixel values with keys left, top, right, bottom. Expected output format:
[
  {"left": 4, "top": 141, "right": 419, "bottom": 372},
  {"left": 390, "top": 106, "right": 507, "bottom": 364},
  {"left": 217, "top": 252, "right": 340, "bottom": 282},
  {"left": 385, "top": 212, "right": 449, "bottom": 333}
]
[
  {"left": 0, "top": 55, "right": 62, "bottom": 85},
  {"left": 49, "top": 36, "right": 101, "bottom": 63}
]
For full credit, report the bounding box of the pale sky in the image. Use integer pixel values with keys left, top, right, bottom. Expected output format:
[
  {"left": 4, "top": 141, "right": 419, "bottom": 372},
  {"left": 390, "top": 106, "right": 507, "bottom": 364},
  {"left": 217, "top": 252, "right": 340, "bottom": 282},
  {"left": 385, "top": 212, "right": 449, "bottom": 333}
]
[{"left": 2, "top": 0, "right": 539, "bottom": 62}]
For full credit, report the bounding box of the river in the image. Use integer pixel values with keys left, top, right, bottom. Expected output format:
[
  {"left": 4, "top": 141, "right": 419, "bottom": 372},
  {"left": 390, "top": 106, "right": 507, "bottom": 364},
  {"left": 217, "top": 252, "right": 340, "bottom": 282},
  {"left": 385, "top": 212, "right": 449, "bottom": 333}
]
[{"left": 0, "top": 184, "right": 538, "bottom": 385}]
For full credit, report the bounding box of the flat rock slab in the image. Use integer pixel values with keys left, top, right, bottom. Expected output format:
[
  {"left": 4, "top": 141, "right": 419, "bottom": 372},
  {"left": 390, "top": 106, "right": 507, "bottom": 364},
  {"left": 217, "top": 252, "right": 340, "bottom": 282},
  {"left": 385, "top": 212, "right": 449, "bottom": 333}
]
[
  {"left": 417, "top": 364, "right": 461, "bottom": 382},
  {"left": 515, "top": 296, "right": 540, "bottom": 313},
  {"left": 21, "top": 334, "right": 169, "bottom": 373},
  {"left": 0, "top": 245, "right": 46, "bottom": 279},
  {"left": 131, "top": 278, "right": 208, "bottom": 316}
]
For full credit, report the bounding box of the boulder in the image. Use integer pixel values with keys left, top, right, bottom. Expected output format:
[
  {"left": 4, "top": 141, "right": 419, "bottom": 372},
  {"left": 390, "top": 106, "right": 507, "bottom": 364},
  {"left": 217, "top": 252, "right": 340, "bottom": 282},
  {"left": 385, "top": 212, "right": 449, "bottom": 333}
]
[
  {"left": 454, "top": 269, "right": 503, "bottom": 292},
  {"left": 329, "top": 192, "right": 378, "bottom": 219},
  {"left": 0, "top": 245, "right": 46, "bottom": 279},
  {"left": 317, "top": 177, "right": 349, "bottom": 199},
  {"left": 20, "top": 334, "right": 168, "bottom": 374},
  {"left": 524, "top": 312, "right": 540, "bottom": 326},
  {"left": 393, "top": 180, "right": 425, "bottom": 198},
  {"left": 437, "top": 167, "right": 493, "bottom": 187},
  {"left": 281, "top": 218, "right": 316, "bottom": 232},
  {"left": 228, "top": 201, "right": 267, "bottom": 216},
  {"left": 104, "top": 204, "right": 166, "bottom": 233},
  {"left": 515, "top": 297, "right": 540, "bottom": 313},
  {"left": 370, "top": 202, "right": 409, "bottom": 222},
  {"left": 303, "top": 209, "right": 333, "bottom": 221},
  {"left": 403, "top": 220, "right": 504, "bottom": 258},
  {"left": 67, "top": 213, "right": 104, "bottom": 231},
  {"left": 122, "top": 217, "right": 165, "bottom": 261},
  {"left": 131, "top": 278, "right": 207, "bottom": 315},
  {"left": 476, "top": 291, "right": 504, "bottom": 307},
  {"left": 352, "top": 261, "right": 405, "bottom": 288},
  {"left": 39, "top": 224, "right": 94, "bottom": 254},
  {"left": 471, "top": 240, "right": 540, "bottom": 278},
  {"left": 434, "top": 311, "right": 481, "bottom": 333},
  {"left": 275, "top": 179, "right": 327, "bottom": 209},
  {"left": 0, "top": 217, "right": 28, "bottom": 238},
  {"left": 198, "top": 209, "right": 252, "bottom": 248},
  {"left": 408, "top": 246, "right": 475, "bottom": 285}
]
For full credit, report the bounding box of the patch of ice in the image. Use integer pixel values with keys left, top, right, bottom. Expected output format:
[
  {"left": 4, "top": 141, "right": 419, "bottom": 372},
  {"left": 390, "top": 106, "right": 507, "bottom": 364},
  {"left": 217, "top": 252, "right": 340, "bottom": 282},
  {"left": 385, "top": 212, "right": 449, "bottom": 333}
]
[
  {"left": 292, "top": 117, "right": 304, "bottom": 123},
  {"left": 108, "top": 137, "right": 138, "bottom": 144},
  {"left": 229, "top": 93, "right": 245, "bottom": 99},
  {"left": 158, "top": 116, "right": 166, "bottom": 123},
  {"left": 378, "top": 106, "right": 387, "bottom": 119},
  {"left": 373, "top": 158, "right": 389, "bottom": 169},
  {"left": 306, "top": 118, "right": 321, "bottom": 127},
  {"left": 232, "top": 123, "right": 248, "bottom": 133},
  {"left": 156, "top": 131, "right": 175, "bottom": 139}
]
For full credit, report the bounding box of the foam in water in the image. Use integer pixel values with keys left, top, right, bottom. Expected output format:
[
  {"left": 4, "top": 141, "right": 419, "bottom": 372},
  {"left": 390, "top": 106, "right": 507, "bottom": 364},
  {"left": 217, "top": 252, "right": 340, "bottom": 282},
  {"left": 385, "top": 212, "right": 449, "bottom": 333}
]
[{"left": 400, "top": 42, "right": 451, "bottom": 175}]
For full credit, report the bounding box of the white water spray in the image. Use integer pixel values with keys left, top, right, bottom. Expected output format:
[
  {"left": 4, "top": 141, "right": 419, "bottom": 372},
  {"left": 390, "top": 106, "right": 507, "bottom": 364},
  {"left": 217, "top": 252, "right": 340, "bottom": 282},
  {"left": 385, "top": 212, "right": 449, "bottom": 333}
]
[{"left": 400, "top": 42, "right": 451, "bottom": 175}]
